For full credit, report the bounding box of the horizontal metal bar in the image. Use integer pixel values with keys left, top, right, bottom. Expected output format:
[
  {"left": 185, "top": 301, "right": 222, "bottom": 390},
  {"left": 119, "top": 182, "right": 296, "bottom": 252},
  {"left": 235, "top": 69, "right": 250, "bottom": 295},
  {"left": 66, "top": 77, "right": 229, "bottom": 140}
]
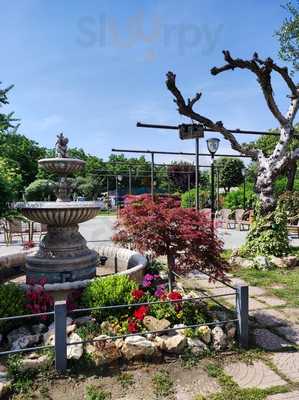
[
  {"left": 112, "top": 148, "right": 249, "bottom": 158},
  {"left": 0, "top": 311, "right": 54, "bottom": 322},
  {"left": 66, "top": 318, "right": 239, "bottom": 347},
  {"left": 136, "top": 121, "right": 299, "bottom": 138},
  {"left": 71, "top": 292, "right": 236, "bottom": 314},
  {"left": 0, "top": 344, "right": 53, "bottom": 357}
]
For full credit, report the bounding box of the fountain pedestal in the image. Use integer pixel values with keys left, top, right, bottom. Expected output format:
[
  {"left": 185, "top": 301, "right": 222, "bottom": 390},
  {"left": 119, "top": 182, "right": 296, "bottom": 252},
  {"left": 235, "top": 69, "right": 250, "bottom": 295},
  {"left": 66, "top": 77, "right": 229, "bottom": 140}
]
[
  {"left": 26, "top": 225, "right": 97, "bottom": 284},
  {"left": 16, "top": 134, "right": 101, "bottom": 287}
]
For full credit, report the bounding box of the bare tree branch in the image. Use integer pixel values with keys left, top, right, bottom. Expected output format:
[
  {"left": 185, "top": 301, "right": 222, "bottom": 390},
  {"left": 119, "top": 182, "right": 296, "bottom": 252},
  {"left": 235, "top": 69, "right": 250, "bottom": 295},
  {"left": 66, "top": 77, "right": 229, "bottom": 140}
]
[
  {"left": 165, "top": 71, "right": 258, "bottom": 159},
  {"left": 210, "top": 50, "right": 296, "bottom": 126}
]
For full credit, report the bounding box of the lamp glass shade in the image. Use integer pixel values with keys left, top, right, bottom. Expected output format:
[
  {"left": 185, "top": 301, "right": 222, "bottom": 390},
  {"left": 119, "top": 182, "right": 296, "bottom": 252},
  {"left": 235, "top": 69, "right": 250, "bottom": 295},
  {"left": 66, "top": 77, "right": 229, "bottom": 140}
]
[
  {"left": 117, "top": 175, "right": 123, "bottom": 182},
  {"left": 207, "top": 138, "right": 220, "bottom": 155}
]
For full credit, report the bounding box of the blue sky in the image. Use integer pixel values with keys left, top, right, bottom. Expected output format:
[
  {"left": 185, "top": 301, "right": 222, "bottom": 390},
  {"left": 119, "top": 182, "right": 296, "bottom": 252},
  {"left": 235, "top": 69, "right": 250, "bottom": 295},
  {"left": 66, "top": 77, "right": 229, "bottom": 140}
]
[{"left": 1, "top": 0, "right": 295, "bottom": 165}]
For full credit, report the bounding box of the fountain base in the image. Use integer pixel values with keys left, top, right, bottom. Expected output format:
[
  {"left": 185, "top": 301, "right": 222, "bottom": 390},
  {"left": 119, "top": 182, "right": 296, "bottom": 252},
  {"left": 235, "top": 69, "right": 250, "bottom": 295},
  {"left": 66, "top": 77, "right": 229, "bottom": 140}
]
[{"left": 26, "top": 225, "right": 97, "bottom": 284}]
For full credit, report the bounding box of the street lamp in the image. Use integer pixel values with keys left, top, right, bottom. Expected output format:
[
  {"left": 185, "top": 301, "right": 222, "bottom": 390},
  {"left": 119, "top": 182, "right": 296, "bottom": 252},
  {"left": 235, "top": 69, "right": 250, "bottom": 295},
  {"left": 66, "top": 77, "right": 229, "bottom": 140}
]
[
  {"left": 242, "top": 167, "right": 246, "bottom": 209},
  {"left": 115, "top": 175, "right": 123, "bottom": 208},
  {"left": 206, "top": 138, "right": 220, "bottom": 232}
]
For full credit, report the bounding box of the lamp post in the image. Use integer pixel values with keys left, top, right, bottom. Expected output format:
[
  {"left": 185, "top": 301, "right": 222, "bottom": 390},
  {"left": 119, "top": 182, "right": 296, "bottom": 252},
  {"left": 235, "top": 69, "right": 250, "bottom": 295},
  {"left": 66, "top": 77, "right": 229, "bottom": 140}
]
[
  {"left": 207, "top": 138, "right": 220, "bottom": 233},
  {"left": 242, "top": 167, "right": 246, "bottom": 209},
  {"left": 115, "top": 175, "right": 123, "bottom": 209}
]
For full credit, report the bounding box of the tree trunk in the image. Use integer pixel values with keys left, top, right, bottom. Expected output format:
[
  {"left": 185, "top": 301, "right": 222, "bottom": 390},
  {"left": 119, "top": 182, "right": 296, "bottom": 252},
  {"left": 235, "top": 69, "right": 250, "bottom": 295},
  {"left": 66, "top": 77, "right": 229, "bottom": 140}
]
[
  {"left": 167, "top": 253, "right": 175, "bottom": 291},
  {"left": 286, "top": 159, "right": 297, "bottom": 191},
  {"left": 255, "top": 162, "right": 276, "bottom": 214}
]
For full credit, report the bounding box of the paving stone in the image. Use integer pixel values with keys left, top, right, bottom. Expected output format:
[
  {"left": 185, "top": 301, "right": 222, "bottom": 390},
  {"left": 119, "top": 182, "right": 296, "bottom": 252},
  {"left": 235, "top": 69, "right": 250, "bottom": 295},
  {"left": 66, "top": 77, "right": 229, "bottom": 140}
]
[
  {"left": 249, "top": 286, "right": 267, "bottom": 297},
  {"left": 253, "top": 310, "right": 289, "bottom": 328},
  {"left": 229, "top": 277, "right": 248, "bottom": 287},
  {"left": 274, "top": 325, "right": 299, "bottom": 345},
  {"left": 258, "top": 296, "right": 287, "bottom": 307},
  {"left": 282, "top": 308, "right": 299, "bottom": 324},
  {"left": 171, "top": 366, "right": 220, "bottom": 398},
  {"left": 224, "top": 361, "right": 286, "bottom": 389},
  {"left": 225, "top": 295, "right": 266, "bottom": 310},
  {"left": 194, "top": 279, "right": 226, "bottom": 290},
  {"left": 266, "top": 391, "right": 299, "bottom": 400},
  {"left": 272, "top": 352, "right": 299, "bottom": 382},
  {"left": 253, "top": 329, "right": 293, "bottom": 351},
  {"left": 208, "top": 287, "right": 236, "bottom": 297}
]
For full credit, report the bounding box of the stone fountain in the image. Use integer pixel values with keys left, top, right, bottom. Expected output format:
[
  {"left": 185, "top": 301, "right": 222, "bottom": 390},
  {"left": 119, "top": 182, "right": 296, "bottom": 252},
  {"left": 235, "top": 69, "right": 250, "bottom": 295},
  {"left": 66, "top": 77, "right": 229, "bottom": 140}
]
[{"left": 16, "top": 133, "right": 100, "bottom": 287}]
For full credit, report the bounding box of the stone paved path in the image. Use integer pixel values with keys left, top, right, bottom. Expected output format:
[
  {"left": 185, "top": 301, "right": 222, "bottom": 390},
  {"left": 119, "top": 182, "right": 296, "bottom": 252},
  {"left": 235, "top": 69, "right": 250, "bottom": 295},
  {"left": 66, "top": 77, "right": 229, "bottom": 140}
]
[
  {"left": 179, "top": 272, "right": 299, "bottom": 398},
  {"left": 266, "top": 392, "right": 299, "bottom": 400},
  {"left": 224, "top": 361, "right": 287, "bottom": 389},
  {"left": 272, "top": 352, "right": 299, "bottom": 382},
  {"left": 181, "top": 272, "right": 299, "bottom": 352}
]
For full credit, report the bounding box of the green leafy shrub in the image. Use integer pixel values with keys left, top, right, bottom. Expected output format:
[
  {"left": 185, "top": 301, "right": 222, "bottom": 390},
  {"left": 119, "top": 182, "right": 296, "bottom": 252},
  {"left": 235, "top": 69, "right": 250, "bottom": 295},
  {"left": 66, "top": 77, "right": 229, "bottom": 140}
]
[
  {"left": 240, "top": 201, "right": 290, "bottom": 258},
  {"left": 223, "top": 183, "right": 257, "bottom": 210},
  {"left": 25, "top": 179, "right": 55, "bottom": 201},
  {"left": 181, "top": 188, "right": 209, "bottom": 208},
  {"left": 81, "top": 275, "right": 138, "bottom": 321},
  {"left": 278, "top": 191, "right": 299, "bottom": 219},
  {"left": 0, "top": 283, "right": 26, "bottom": 333}
]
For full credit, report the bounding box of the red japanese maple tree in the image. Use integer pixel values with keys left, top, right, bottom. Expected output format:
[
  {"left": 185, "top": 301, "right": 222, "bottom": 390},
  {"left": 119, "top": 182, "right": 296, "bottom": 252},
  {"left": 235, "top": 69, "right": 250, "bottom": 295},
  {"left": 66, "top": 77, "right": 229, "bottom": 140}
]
[{"left": 113, "top": 195, "right": 228, "bottom": 289}]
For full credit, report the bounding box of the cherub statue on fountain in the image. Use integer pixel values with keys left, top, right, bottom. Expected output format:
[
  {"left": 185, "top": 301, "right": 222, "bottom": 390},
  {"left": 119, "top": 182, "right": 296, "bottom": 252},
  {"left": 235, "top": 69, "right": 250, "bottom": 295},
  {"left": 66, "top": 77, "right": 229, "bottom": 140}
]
[{"left": 55, "top": 132, "right": 69, "bottom": 158}]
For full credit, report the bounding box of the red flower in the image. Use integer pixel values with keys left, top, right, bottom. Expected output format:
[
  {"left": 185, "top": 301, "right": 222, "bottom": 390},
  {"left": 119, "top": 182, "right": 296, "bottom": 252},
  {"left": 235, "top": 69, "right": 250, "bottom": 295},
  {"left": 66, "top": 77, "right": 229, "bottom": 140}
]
[
  {"left": 132, "top": 289, "right": 145, "bottom": 301},
  {"left": 133, "top": 305, "right": 149, "bottom": 321},
  {"left": 128, "top": 319, "right": 138, "bottom": 333},
  {"left": 168, "top": 291, "right": 182, "bottom": 311},
  {"left": 168, "top": 291, "right": 182, "bottom": 301}
]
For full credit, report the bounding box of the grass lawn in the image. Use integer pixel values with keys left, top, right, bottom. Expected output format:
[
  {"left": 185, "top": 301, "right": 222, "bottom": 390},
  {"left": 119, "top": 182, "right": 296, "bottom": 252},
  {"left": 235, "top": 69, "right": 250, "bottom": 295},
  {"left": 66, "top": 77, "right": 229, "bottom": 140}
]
[
  {"left": 230, "top": 246, "right": 299, "bottom": 307},
  {"left": 97, "top": 209, "right": 117, "bottom": 216}
]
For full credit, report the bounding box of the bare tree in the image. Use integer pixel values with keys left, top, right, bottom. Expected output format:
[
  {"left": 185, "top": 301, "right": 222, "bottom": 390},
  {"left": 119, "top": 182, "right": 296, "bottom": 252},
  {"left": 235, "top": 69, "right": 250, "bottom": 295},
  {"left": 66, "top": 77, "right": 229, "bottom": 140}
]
[{"left": 166, "top": 51, "right": 299, "bottom": 214}]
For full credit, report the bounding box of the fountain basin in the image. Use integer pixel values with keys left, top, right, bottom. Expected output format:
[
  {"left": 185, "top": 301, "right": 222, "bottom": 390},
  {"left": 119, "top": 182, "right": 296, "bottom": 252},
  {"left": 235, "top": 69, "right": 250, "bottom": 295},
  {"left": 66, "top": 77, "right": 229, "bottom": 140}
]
[
  {"left": 15, "top": 201, "right": 100, "bottom": 226},
  {"left": 38, "top": 158, "right": 85, "bottom": 175}
]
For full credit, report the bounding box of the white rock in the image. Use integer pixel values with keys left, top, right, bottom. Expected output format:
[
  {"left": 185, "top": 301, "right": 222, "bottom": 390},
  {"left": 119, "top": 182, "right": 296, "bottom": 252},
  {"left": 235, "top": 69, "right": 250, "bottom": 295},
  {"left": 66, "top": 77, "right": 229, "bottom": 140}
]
[
  {"left": 196, "top": 326, "right": 211, "bottom": 344},
  {"left": 0, "top": 381, "right": 11, "bottom": 398},
  {"left": 229, "top": 256, "right": 254, "bottom": 269},
  {"left": 0, "top": 364, "right": 7, "bottom": 382},
  {"left": 47, "top": 317, "right": 73, "bottom": 332},
  {"left": 32, "top": 323, "right": 47, "bottom": 335},
  {"left": 143, "top": 316, "right": 171, "bottom": 332},
  {"left": 271, "top": 255, "right": 298, "bottom": 269},
  {"left": 212, "top": 326, "right": 227, "bottom": 351},
  {"left": 43, "top": 331, "right": 55, "bottom": 346},
  {"left": 7, "top": 327, "right": 31, "bottom": 345},
  {"left": 21, "top": 355, "right": 49, "bottom": 370},
  {"left": 187, "top": 338, "right": 208, "bottom": 355},
  {"left": 155, "top": 334, "right": 187, "bottom": 354},
  {"left": 67, "top": 333, "right": 83, "bottom": 360},
  {"left": 43, "top": 321, "right": 77, "bottom": 346},
  {"left": 11, "top": 334, "right": 40, "bottom": 351},
  {"left": 86, "top": 335, "right": 121, "bottom": 366},
  {"left": 172, "top": 324, "right": 187, "bottom": 336},
  {"left": 254, "top": 256, "right": 272, "bottom": 271},
  {"left": 226, "top": 323, "right": 237, "bottom": 339},
  {"left": 121, "top": 335, "right": 156, "bottom": 360},
  {"left": 74, "top": 316, "right": 95, "bottom": 326}
]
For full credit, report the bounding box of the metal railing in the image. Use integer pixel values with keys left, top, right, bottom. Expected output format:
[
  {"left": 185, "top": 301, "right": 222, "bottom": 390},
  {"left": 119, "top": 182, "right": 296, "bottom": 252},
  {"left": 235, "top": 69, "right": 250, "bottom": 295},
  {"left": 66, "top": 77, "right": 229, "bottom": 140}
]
[{"left": 0, "top": 284, "right": 249, "bottom": 373}]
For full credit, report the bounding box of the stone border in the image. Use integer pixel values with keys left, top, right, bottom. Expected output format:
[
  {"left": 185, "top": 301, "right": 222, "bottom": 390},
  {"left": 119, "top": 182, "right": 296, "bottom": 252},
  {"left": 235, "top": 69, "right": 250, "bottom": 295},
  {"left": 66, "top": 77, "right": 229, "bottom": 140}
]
[
  {"left": 0, "top": 249, "right": 35, "bottom": 282},
  {"left": 15, "top": 246, "right": 147, "bottom": 291}
]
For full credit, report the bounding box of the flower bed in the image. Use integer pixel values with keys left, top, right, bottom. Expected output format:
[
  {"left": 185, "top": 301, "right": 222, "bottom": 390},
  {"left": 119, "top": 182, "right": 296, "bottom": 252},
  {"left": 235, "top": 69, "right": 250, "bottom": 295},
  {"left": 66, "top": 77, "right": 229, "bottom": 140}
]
[{"left": 0, "top": 261, "right": 237, "bottom": 381}]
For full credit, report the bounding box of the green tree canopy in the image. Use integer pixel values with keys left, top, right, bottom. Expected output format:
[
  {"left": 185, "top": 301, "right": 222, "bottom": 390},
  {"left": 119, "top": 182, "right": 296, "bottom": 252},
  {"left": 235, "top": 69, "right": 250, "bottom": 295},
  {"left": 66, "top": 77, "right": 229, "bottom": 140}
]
[
  {"left": 214, "top": 157, "right": 245, "bottom": 193},
  {"left": 275, "top": 1, "right": 299, "bottom": 70}
]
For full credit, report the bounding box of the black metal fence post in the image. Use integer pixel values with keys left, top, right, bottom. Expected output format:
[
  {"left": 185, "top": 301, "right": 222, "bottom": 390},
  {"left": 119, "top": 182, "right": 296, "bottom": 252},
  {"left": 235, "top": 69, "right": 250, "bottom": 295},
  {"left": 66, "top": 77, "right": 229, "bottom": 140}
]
[
  {"left": 236, "top": 285, "right": 249, "bottom": 348},
  {"left": 54, "top": 300, "right": 67, "bottom": 373}
]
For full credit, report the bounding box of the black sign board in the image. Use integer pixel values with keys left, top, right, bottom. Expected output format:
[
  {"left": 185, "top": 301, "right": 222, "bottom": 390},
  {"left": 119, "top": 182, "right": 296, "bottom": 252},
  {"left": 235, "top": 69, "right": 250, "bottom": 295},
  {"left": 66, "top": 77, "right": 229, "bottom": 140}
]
[{"left": 179, "top": 124, "right": 204, "bottom": 140}]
